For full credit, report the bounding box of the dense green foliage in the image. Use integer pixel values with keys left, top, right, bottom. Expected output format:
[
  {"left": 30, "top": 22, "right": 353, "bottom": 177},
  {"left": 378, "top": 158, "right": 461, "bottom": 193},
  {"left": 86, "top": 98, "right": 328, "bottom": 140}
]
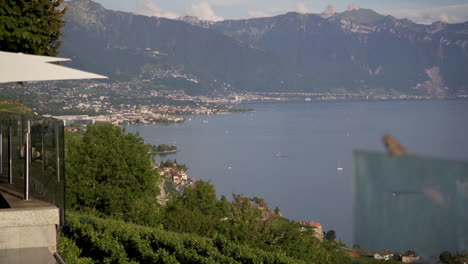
[
  {"left": 154, "top": 144, "right": 177, "bottom": 153},
  {"left": 0, "top": 0, "right": 66, "bottom": 56},
  {"left": 162, "top": 182, "right": 351, "bottom": 263},
  {"left": 61, "top": 213, "right": 306, "bottom": 264},
  {"left": 163, "top": 181, "right": 229, "bottom": 237},
  {"left": 439, "top": 251, "right": 467, "bottom": 264},
  {"left": 63, "top": 124, "right": 352, "bottom": 263},
  {"left": 325, "top": 230, "right": 336, "bottom": 241},
  {"left": 160, "top": 159, "right": 188, "bottom": 171},
  {"left": 66, "top": 124, "right": 161, "bottom": 225}
]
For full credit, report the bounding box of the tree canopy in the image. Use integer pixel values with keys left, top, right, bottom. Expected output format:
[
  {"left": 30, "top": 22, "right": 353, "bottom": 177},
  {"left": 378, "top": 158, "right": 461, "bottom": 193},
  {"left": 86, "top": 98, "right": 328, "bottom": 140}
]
[
  {"left": 325, "top": 230, "right": 336, "bottom": 241},
  {"left": 163, "top": 180, "right": 229, "bottom": 236},
  {"left": 63, "top": 124, "right": 352, "bottom": 264},
  {"left": 0, "top": 0, "right": 66, "bottom": 55},
  {"left": 153, "top": 144, "right": 177, "bottom": 153},
  {"left": 66, "top": 124, "right": 160, "bottom": 223}
]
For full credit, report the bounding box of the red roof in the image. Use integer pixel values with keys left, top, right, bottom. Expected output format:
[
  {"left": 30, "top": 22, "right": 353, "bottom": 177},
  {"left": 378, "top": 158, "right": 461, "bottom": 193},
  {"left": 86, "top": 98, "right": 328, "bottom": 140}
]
[
  {"left": 349, "top": 253, "right": 361, "bottom": 258},
  {"left": 300, "top": 221, "right": 322, "bottom": 227}
]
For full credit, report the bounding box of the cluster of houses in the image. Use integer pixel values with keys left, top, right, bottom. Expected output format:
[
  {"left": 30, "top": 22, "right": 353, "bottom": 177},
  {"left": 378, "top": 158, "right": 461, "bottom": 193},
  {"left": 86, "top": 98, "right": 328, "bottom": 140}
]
[
  {"left": 65, "top": 126, "right": 79, "bottom": 133},
  {"left": 53, "top": 112, "right": 184, "bottom": 126},
  {"left": 349, "top": 249, "right": 421, "bottom": 263},
  {"left": 161, "top": 167, "right": 192, "bottom": 185},
  {"left": 373, "top": 250, "right": 420, "bottom": 263}
]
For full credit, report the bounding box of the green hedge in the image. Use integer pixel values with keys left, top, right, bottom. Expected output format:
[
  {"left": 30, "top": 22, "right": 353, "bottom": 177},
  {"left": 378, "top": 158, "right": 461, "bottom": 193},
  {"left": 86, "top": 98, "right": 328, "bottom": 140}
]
[{"left": 60, "top": 213, "right": 306, "bottom": 264}]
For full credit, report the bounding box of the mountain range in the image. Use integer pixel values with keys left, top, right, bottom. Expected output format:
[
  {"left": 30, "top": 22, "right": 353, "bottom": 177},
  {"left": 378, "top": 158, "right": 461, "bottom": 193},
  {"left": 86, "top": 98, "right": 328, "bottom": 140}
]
[{"left": 59, "top": 0, "right": 468, "bottom": 96}]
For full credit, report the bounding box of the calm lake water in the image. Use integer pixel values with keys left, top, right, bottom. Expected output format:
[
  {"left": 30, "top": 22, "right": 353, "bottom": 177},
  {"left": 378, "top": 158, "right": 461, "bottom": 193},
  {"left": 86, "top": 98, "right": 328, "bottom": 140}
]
[{"left": 126, "top": 99, "right": 468, "bottom": 244}]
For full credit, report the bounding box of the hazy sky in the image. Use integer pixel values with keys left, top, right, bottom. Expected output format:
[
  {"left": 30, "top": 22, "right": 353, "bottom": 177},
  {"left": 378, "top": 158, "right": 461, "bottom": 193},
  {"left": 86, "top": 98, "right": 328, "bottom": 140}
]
[{"left": 90, "top": 0, "right": 468, "bottom": 24}]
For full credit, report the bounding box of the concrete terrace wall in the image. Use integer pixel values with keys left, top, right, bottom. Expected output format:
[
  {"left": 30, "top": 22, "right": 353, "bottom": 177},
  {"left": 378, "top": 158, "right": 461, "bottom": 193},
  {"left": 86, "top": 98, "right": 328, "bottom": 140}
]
[
  {"left": 0, "top": 206, "right": 59, "bottom": 250},
  {"left": 0, "top": 189, "right": 59, "bottom": 252}
]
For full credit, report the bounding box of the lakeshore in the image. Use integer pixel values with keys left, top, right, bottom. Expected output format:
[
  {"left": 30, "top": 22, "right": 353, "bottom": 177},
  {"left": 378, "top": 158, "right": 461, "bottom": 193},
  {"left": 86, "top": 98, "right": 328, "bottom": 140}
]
[
  {"left": 126, "top": 99, "right": 468, "bottom": 246},
  {"left": 156, "top": 150, "right": 178, "bottom": 155},
  {"left": 52, "top": 96, "right": 467, "bottom": 129}
]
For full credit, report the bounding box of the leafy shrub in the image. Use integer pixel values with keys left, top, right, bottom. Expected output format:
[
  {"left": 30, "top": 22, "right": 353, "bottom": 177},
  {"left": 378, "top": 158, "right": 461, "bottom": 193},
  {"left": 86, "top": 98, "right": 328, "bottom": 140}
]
[
  {"left": 66, "top": 124, "right": 161, "bottom": 226},
  {"left": 61, "top": 213, "right": 307, "bottom": 264}
]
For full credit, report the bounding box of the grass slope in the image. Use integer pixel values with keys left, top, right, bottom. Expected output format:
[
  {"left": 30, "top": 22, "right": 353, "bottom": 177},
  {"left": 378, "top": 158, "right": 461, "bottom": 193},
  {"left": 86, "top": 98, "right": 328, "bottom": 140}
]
[{"left": 0, "top": 98, "right": 33, "bottom": 114}]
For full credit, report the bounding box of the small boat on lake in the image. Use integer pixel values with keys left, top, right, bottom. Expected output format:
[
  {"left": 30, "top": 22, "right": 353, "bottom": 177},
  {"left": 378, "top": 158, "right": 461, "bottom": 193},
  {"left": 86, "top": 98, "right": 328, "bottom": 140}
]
[{"left": 337, "top": 160, "right": 343, "bottom": 171}]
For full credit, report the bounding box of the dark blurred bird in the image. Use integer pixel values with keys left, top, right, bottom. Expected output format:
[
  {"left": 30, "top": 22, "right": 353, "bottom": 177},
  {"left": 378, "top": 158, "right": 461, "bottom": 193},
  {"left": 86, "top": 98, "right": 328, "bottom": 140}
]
[{"left": 382, "top": 135, "right": 408, "bottom": 156}]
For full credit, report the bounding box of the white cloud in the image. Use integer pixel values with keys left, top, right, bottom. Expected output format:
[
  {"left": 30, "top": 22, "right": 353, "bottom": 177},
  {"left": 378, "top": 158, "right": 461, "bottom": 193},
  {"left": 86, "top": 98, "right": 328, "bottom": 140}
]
[
  {"left": 347, "top": 3, "right": 360, "bottom": 11},
  {"left": 187, "top": 2, "right": 223, "bottom": 21},
  {"left": 247, "top": 10, "right": 272, "bottom": 18},
  {"left": 134, "top": 0, "right": 179, "bottom": 19},
  {"left": 321, "top": 5, "right": 337, "bottom": 18},
  {"left": 390, "top": 4, "right": 468, "bottom": 24},
  {"left": 295, "top": 2, "right": 311, "bottom": 14},
  {"left": 204, "top": 0, "right": 251, "bottom": 6}
]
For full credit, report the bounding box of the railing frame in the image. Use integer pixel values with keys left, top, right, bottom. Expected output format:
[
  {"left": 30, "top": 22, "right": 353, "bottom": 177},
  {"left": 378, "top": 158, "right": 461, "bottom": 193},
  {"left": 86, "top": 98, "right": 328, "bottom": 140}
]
[
  {"left": 24, "top": 119, "right": 31, "bottom": 200},
  {"left": 8, "top": 125, "right": 13, "bottom": 184}
]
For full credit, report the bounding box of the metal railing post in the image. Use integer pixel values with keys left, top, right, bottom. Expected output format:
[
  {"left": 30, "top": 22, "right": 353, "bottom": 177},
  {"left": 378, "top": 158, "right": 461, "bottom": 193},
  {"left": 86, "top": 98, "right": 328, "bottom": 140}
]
[
  {"left": 0, "top": 124, "right": 3, "bottom": 174},
  {"left": 42, "top": 121, "right": 45, "bottom": 172},
  {"left": 56, "top": 125, "right": 60, "bottom": 182},
  {"left": 24, "top": 119, "right": 30, "bottom": 200},
  {"left": 8, "top": 125, "right": 13, "bottom": 184}
]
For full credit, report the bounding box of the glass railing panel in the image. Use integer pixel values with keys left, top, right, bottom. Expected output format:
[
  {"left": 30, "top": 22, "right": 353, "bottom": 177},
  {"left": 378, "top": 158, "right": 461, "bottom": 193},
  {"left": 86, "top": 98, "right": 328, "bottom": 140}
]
[
  {"left": 353, "top": 150, "right": 468, "bottom": 256},
  {"left": 0, "top": 113, "right": 65, "bottom": 225},
  {"left": 0, "top": 122, "right": 6, "bottom": 183}
]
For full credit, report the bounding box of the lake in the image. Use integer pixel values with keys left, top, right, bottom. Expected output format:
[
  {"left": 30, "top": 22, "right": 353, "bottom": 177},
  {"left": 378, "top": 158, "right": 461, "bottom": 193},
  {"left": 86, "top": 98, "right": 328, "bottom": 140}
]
[{"left": 126, "top": 99, "right": 468, "bottom": 245}]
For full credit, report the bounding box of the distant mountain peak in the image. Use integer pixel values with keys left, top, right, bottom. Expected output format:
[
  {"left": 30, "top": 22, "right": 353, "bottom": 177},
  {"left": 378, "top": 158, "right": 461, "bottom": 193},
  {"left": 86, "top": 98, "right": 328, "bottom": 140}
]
[
  {"left": 331, "top": 8, "right": 385, "bottom": 25},
  {"left": 281, "top": 12, "right": 322, "bottom": 21},
  {"left": 179, "top": 16, "right": 215, "bottom": 28},
  {"left": 320, "top": 5, "right": 337, "bottom": 18},
  {"left": 63, "top": 0, "right": 107, "bottom": 28},
  {"left": 426, "top": 21, "right": 448, "bottom": 34},
  {"left": 284, "top": 12, "right": 307, "bottom": 17},
  {"left": 60, "top": 0, "right": 468, "bottom": 96},
  {"left": 64, "top": 0, "right": 105, "bottom": 11}
]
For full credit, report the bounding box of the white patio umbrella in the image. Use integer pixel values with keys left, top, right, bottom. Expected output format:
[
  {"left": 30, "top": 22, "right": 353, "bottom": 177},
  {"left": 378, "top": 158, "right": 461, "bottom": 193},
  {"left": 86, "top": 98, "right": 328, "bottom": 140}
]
[
  {"left": 0, "top": 51, "right": 107, "bottom": 83},
  {"left": 0, "top": 51, "right": 107, "bottom": 201}
]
